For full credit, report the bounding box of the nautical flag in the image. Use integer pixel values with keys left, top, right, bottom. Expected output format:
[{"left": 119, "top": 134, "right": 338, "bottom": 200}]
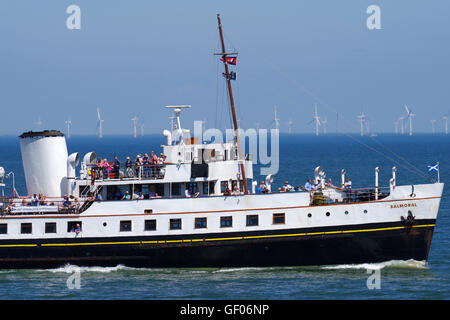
[
  {"left": 222, "top": 71, "right": 236, "bottom": 80},
  {"left": 427, "top": 163, "right": 439, "bottom": 172},
  {"left": 221, "top": 56, "right": 237, "bottom": 65}
]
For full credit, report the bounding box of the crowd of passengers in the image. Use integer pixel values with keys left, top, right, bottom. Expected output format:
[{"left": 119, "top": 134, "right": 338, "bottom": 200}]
[
  {"left": 92, "top": 151, "right": 167, "bottom": 180},
  {"left": 254, "top": 177, "right": 352, "bottom": 194},
  {"left": 1, "top": 194, "right": 80, "bottom": 214}
]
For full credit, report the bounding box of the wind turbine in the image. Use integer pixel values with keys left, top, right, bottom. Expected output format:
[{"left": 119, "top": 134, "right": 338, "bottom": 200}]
[
  {"left": 131, "top": 115, "right": 138, "bottom": 138},
  {"left": 321, "top": 117, "right": 327, "bottom": 135},
  {"left": 393, "top": 121, "right": 399, "bottom": 134},
  {"left": 273, "top": 106, "right": 280, "bottom": 130},
  {"left": 287, "top": 120, "right": 293, "bottom": 134},
  {"left": 65, "top": 118, "right": 72, "bottom": 138},
  {"left": 365, "top": 118, "right": 371, "bottom": 135},
  {"left": 308, "top": 103, "right": 321, "bottom": 136},
  {"left": 357, "top": 112, "right": 366, "bottom": 136},
  {"left": 399, "top": 116, "right": 405, "bottom": 135},
  {"left": 404, "top": 105, "right": 415, "bottom": 136},
  {"left": 430, "top": 120, "right": 436, "bottom": 134},
  {"left": 139, "top": 116, "right": 145, "bottom": 137},
  {"left": 443, "top": 115, "right": 449, "bottom": 135},
  {"left": 96, "top": 108, "right": 104, "bottom": 139}
]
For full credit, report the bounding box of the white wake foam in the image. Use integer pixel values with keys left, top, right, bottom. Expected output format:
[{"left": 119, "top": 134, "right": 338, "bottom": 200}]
[
  {"left": 38, "top": 264, "right": 132, "bottom": 274},
  {"left": 321, "top": 259, "right": 427, "bottom": 270}
]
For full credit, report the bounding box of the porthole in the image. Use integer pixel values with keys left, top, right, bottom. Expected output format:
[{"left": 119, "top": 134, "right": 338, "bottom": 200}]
[
  {"left": 325, "top": 212, "right": 330, "bottom": 217},
  {"left": 364, "top": 210, "right": 368, "bottom": 214},
  {"left": 307, "top": 213, "right": 312, "bottom": 218},
  {"left": 103, "top": 222, "right": 107, "bottom": 227},
  {"left": 345, "top": 210, "right": 349, "bottom": 215}
]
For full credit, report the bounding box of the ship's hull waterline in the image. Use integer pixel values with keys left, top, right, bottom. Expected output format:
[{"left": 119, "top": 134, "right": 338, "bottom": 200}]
[{"left": 0, "top": 219, "right": 436, "bottom": 269}]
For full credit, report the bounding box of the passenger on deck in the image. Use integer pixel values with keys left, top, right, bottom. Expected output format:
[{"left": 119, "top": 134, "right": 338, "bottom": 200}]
[
  {"left": 344, "top": 177, "right": 352, "bottom": 202},
  {"left": 282, "top": 181, "right": 292, "bottom": 192},
  {"left": 97, "top": 157, "right": 104, "bottom": 179},
  {"left": 38, "top": 194, "right": 48, "bottom": 206},
  {"left": 102, "top": 158, "right": 111, "bottom": 179},
  {"left": 304, "top": 179, "right": 313, "bottom": 191},
  {"left": 232, "top": 186, "right": 242, "bottom": 195},
  {"left": 87, "top": 192, "right": 95, "bottom": 202},
  {"left": 30, "top": 194, "right": 38, "bottom": 206},
  {"left": 121, "top": 191, "right": 131, "bottom": 200},
  {"left": 259, "top": 181, "right": 268, "bottom": 194},
  {"left": 62, "top": 195, "right": 72, "bottom": 209},
  {"left": 135, "top": 155, "right": 142, "bottom": 178},
  {"left": 344, "top": 178, "right": 352, "bottom": 190},
  {"left": 143, "top": 153, "right": 150, "bottom": 178},
  {"left": 113, "top": 156, "right": 121, "bottom": 178}
]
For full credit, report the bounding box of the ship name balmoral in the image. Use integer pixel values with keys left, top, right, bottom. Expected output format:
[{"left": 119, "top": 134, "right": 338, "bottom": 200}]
[{"left": 390, "top": 203, "right": 417, "bottom": 209}]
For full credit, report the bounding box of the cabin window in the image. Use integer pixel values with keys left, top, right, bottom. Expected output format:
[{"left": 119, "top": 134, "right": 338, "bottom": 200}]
[
  {"left": 144, "top": 219, "right": 156, "bottom": 231},
  {"left": 67, "top": 221, "right": 82, "bottom": 232},
  {"left": 21, "top": 223, "right": 32, "bottom": 234},
  {"left": 246, "top": 215, "right": 259, "bottom": 226},
  {"left": 170, "top": 218, "right": 182, "bottom": 230},
  {"left": 221, "top": 181, "right": 229, "bottom": 193},
  {"left": 0, "top": 223, "right": 7, "bottom": 234},
  {"left": 45, "top": 222, "right": 57, "bottom": 233},
  {"left": 186, "top": 182, "right": 198, "bottom": 195},
  {"left": 172, "top": 183, "right": 181, "bottom": 196},
  {"left": 195, "top": 217, "right": 207, "bottom": 229},
  {"left": 120, "top": 220, "right": 132, "bottom": 232},
  {"left": 202, "top": 182, "right": 209, "bottom": 195},
  {"left": 220, "top": 216, "right": 232, "bottom": 228},
  {"left": 144, "top": 209, "right": 153, "bottom": 214},
  {"left": 209, "top": 181, "right": 215, "bottom": 195},
  {"left": 273, "top": 213, "right": 285, "bottom": 224},
  {"left": 148, "top": 184, "right": 164, "bottom": 198},
  {"left": 107, "top": 185, "right": 132, "bottom": 201}
]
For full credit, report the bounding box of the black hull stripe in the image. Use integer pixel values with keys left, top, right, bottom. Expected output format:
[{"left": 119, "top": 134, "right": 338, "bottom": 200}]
[{"left": 0, "top": 220, "right": 435, "bottom": 248}]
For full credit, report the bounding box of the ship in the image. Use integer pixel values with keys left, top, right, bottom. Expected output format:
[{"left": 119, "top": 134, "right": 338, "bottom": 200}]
[{"left": 0, "top": 15, "right": 443, "bottom": 269}]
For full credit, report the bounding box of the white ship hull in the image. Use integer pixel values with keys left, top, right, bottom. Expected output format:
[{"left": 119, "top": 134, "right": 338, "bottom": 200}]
[{"left": 0, "top": 183, "right": 442, "bottom": 268}]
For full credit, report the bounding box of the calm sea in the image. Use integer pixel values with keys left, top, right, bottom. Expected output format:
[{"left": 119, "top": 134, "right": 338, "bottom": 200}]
[{"left": 0, "top": 133, "right": 448, "bottom": 300}]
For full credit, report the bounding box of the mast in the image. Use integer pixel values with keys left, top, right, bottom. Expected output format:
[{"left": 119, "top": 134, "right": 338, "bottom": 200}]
[{"left": 217, "top": 14, "right": 248, "bottom": 194}]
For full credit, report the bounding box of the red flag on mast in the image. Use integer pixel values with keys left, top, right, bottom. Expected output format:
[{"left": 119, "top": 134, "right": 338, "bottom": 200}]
[{"left": 221, "top": 56, "right": 237, "bottom": 65}]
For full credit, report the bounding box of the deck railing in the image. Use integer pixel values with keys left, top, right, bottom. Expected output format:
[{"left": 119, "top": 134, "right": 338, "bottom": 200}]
[{"left": 86, "top": 163, "right": 166, "bottom": 181}]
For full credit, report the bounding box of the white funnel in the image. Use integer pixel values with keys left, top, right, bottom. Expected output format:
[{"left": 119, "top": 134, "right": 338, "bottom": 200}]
[{"left": 19, "top": 130, "right": 68, "bottom": 197}]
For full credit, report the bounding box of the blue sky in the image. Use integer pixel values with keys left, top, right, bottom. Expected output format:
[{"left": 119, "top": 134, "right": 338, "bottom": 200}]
[{"left": 0, "top": 0, "right": 449, "bottom": 135}]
